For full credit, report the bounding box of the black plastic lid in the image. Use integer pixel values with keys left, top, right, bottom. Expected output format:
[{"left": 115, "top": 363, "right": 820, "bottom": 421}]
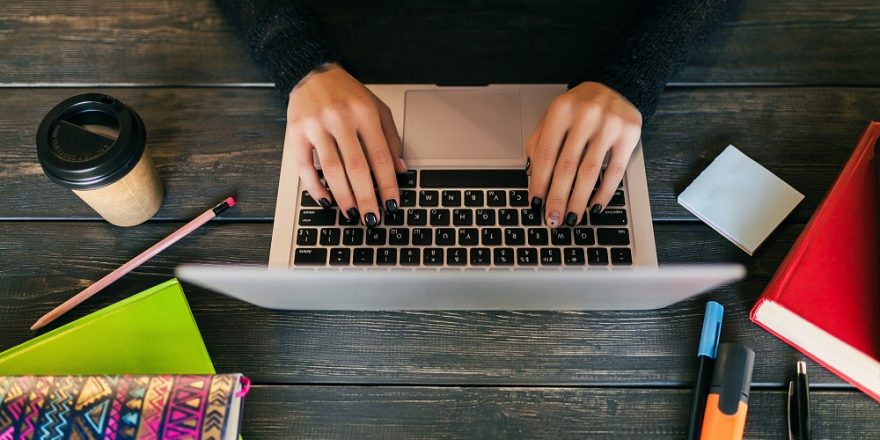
[
  {"left": 36, "top": 93, "right": 146, "bottom": 190},
  {"left": 709, "top": 343, "right": 756, "bottom": 415}
]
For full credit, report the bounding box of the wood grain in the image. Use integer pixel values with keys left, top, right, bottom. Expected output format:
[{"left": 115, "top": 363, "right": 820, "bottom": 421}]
[
  {"left": 1, "top": 1, "right": 877, "bottom": 85},
  {"left": 1, "top": 87, "right": 877, "bottom": 220},
  {"left": 240, "top": 386, "right": 879, "bottom": 439},
  {"left": 0, "top": 221, "right": 855, "bottom": 387}
]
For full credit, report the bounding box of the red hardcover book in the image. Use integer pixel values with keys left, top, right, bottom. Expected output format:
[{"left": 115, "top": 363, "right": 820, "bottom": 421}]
[{"left": 750, "top": 121, "right": 880, "bottom": 401}]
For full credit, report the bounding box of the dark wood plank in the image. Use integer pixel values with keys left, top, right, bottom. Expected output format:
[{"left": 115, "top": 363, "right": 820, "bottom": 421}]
[
  {"left": 1, "top": 1, "right": 878, "bottom": 85},
  {"left": 1, "top": 87, "right": 877, "bottom": 221},
  {"left": 0, "top": 221, "right": 859, "bottom": 387},
  {"left": 241, "top": 386, "right": 879, "bottom": 439}
]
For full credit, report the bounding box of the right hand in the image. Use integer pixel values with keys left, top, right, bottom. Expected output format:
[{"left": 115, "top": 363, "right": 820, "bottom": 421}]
[{"left": 285, "top": 63, "right": 407, "bottom": 227}]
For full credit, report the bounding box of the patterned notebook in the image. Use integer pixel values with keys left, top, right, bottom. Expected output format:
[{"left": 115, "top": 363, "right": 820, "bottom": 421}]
[{"left": 0, "top": 374, "right": 249, "bottom": 440}]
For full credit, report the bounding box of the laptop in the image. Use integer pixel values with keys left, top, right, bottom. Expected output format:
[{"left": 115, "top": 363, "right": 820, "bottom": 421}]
[{"left": 176, "top": 84, "right": 745, "bottom": 310}]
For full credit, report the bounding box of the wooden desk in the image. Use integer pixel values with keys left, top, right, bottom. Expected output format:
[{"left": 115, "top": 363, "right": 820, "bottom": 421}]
[{"left": 1, "top": 1, "right": 877, "bottom": 437}]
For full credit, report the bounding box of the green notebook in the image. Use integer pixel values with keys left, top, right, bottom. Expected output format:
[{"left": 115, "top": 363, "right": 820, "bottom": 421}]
[{"left": 0, "top": 278, "right": 214, "bottom": 375}]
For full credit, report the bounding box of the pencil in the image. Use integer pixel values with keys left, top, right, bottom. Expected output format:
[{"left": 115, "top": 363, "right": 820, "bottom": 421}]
[{"left": 30, "top": 196, "right": 236, "bottom": 331}]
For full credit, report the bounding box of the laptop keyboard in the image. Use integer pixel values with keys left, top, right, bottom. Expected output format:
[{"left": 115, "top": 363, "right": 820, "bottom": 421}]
[{"left": 292, "top": 169, "right": 633, "bottom": 268}]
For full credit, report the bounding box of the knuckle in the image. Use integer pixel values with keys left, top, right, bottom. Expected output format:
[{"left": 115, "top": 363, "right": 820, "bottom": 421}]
[
  {"left": 578, "top": 161, "right": 601, "bottom": 178},
  {"left": 345, "top": 156, "right": 370, "bottom": 173},
  {"left": 536, "top": 143, "right": 559, "bottom": 160},
  {"left": 554, "top": 156, "right": 579, "bottom": 176}
]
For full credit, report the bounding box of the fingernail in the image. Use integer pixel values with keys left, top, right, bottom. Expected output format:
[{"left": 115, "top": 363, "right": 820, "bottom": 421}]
[
  {"left": 531, "top": 197, "right": 542, "bottom": 210},
  {"left": 385, "top": 199, "right": 398, "bottom": 213},
  {"left": 347, "top": 208, "right": 360, "bottom": 221},
  {"left": 590, "top": 204, "right": 603, "bottom": 215},
  {"left": 396, "top": 156, "right": 408, "bottom": 171},
  {"left": 547, "top": 210, "right": 560, "bottom": 228},
  {"left": 319, "top": 198, "right": 331, "bottom": 209},
  {"left": 364, "top": 212, "right": 379, "bottom": 228},
  {"left": 524, "top": 157, "right": 531, "bottom": 173},
  {"left": 564, "top": 212, "right": 577, "bottom": 226}
]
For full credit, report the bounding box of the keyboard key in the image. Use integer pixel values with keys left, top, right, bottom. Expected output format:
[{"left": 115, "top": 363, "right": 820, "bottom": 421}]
[
  {"left": 499, "top": 209, "right": 518, "bottom": 225},
  {"left": 353, "top": 248, "right": 375, "bottom": 265},
  {"left": 587, "top": 248, "right": 609, "bottom": 266},
  {"left": 517, "top": 248, "right": 538, "bottom": 266},
  {"left": 528, "top": 228, "right": 548, "bottom": 245},
  {"left": 320, "top": 228, "right": 341, "bottom": 246},
  {"left": 419, "top": 190, "right": 439, "bottom": 207},
  {"left": 475, "top": 209, "right": 496, "bottom": 226},
  {"left": 611, "top": 248, "right": 633, "bottom": 265},
  {"left": 458, "top": 228, "right": 479, "bottom": 245},
  {"left": 470, "top": 248, "right": 491, "bottom": 266},
  {"left": 430, "top": 209, "right": 451, "bottom": 226},
  {"left": 299, "top": 209, "right": 336, "bottom": 226},
  {"left": 447, "top": 248, "right": 467, "bottom": 266},
  {"left": 420, "top": 170, "right": 528, "bottom": 188},
  {"left": 297, "top": 228, "right": 318, "bottom": 245},
  {"left": 487, "top": 190, "right": 506, "bottom": 206},
  {"left": 453, "top": 209, "right": 474, "bottom": 226},
  {"left": 377, "top": 248, "right": 397, "bottom": 265},
  {"left": 407, "top": 209, "right": 428, "bottom": 226},
  {"left": 389, "top": 228, "right": 410, "bottom": 245},
  {"left": 397, "top": 171, "right": 417, "bottom": 188},
  {"left": 384, "top": 210, "right": 405, "bottom": 226},
  {"left": 301, "top": 191, "right": 320, "bottom": 207},
  {"left": 339, "top": 211, "right": 359, "bottom": 226},
  {"left": 294, "top": 248, "right": 327, "bottom": 266},
  {"left": 400, "top": 190, "right": 417, "bottom": 207},
  {"left": 481, "top": 228, "right": 502, "bottom": 245},
  {"left": 578, "top": 214, "right": 589, "bottom": 226},
  {"left": 598, "top": 228, "right": 630, "bottom": 245},
  {"left": 343, "top": 228, "right": 364, "bottom": 245},
  {"left": 423, "top": 248, "right": 444, "bottom": 265},
  {"left": 505, "top": 228, "right": 525, "bottom": 245},
  {"left": 540, "top": 248, "right": 562, "bottom": 265},
  {"left": 413, "top": 228, "right": 433, "bottom": 245},
  {"left": 563, "top": 248, "right": 585, "bottom": 265},
  {"left": 551, "top": 228, "right": 572, "bottom": 245},
  {"left": 574, "top": 228, "right": 595, "bottom": 245},
  {"left": 464, "top": 190, "right": 484, "bottom": 207},
  {"left": 609, "top": 190, "right": 626, "bottom": 207},
  {"left": 521, "top": 209, "right": 542, "bottom": 226},
  {"left": 494, "top": 248, "right": 515, "bottom": 266},
  {"left": 400, "top": 248, "right": 421, "bottom": 266},
  {"left": 442, "top": 190, "right": 462, "bottom": 207},
  {"left": 329, "top": 248, "right": 350, "bottom": 266},
  {"left": 435, "top": 228, "right": 456, "bottom": 245},
  {"left": 509, "top": 190, "right": 529, "bottom": 206},
  {"left": 366, "top": 228, "right": 386, "bottom": 245},
  {"left": 591, "top": 209, "right": 628, "bottom": 225}
]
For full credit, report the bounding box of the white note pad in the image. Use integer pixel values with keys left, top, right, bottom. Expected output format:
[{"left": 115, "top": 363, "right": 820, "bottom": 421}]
[{"left": 678, "top": 145, "right": 804, "bottom": 255}]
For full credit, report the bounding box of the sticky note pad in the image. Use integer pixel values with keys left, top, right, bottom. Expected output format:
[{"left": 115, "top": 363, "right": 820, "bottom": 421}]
[{"left": 678, "top": 145, "right": 804, "bottom": 255}]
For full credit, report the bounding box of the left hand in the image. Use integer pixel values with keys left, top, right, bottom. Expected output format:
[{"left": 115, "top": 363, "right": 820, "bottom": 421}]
[{"left": 526, "top": 81, "right": 642, "bottom": 227}]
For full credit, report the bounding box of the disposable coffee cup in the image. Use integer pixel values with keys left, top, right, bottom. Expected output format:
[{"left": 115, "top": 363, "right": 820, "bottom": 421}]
[{"left": 36, "top": 93, "right": 164, "bottom": 227}]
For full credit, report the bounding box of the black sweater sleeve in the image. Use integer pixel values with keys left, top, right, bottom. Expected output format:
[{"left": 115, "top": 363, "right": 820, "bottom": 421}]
[
  {"left": 215, "top": 0, "right": 340, "bottom": 102},
  {"left": 569, "top": 0, "right": 739, "bottom": 125}
]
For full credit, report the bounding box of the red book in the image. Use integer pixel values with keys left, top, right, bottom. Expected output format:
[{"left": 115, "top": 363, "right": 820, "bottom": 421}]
[{"left": 750, "top": 121, "right": 880, "bottom": 401}]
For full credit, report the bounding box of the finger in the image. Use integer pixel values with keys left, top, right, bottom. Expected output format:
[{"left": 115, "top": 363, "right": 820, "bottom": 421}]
[
  {"left": 333, "top": 126, "right": 381, "bottom": 227},
  {"left": 544, "top": 120, "right": 595, "bottom": 227},
  {"left": 359, "top": 113, "right": 401, "bottom": 214},
  {"left": 290, "top": 132, "right": 332, "bottom": 209},
  {"left": 565, "top": 125, "right": 617, "bottom": 224},
  {"left": 590, "top": 129, "right": 640, "bottom": 211},
  {"left": 377, "top": 103, "right": 407, "bottom": 173},
  {"left": 525, "top": 112, "right": 546, "bottom": 175},
  {"left": 528, "top": 107, "right": 569, "bottom": 210},
  {"left": 307, "top": 126, "right": 358, "bottom": 219}
]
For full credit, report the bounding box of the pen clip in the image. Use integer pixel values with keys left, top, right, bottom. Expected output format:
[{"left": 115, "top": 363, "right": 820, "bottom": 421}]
[{"left": 787, "top": 381, "right": 797, "bottom": 440}]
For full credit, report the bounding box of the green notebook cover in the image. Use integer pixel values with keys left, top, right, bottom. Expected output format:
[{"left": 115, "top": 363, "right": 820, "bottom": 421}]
[{"left": 0, "top": 278, "right": 214, "bottom": 375}]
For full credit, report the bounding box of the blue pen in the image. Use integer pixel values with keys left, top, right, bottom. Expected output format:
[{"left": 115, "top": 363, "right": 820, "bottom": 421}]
[{"left": 686, "top": 301, "right": 724, "bottom": 440}]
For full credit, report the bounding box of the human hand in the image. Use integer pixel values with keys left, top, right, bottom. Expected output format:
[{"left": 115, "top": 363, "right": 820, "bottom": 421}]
[
  {"left": 285, "top": 63, "right": 407, "bottom": 227},
  {"left": 526, "top": 81, "right": 642, "bottom": 227}
]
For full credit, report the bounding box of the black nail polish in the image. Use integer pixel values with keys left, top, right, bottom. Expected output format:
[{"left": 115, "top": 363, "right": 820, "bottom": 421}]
[
  {"left": 590, "top": 204, "right": 603, "bottom": 215},
  {"left": 364, "top": 212, "right": 378, "bottom": 228},
  {"left": 531, "top": 197, "right": 543, "bottom": 210},
  {"left": 385, "top": 199, "right": 398, "bottom": 213},
  {"left": 347, "top": 208, "right": 360, "bottom": 222},
  {"left": 524, "top": 157, "right": 531, "bottom": 172},
  {"left": 564, "top": 212, "right": 577, "bottom": 226},
  {"left": 319, "top": 198, "right": 331, "bottom": 209}
]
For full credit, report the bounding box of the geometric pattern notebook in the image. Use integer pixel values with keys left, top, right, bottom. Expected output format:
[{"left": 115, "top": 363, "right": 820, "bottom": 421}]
[{"left": 0, "top": 374, "right": 248, "bottom": 440}]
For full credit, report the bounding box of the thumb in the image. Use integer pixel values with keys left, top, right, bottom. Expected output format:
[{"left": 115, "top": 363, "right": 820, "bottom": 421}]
[{"left": 378, "top": 102, "right": 407, "bottom": 173}]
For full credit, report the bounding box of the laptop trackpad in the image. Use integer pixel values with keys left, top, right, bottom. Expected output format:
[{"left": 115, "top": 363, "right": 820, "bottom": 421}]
[{"left": 403, "top": 90, "right": 522, "bottom": 161}]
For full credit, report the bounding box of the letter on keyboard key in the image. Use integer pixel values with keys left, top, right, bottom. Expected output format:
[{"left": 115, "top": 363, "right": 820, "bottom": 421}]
[
  {"left": 294, "top": 248, "right": 327, "bottom": 266},
  {"left": 419, "top": 190, "right": 439, "bottom": 206},
  {"left": 590, "top": 209, "right": 628, "bottom": 225},
  {"left": 442, "top": 190, "right": 462, "bottom": 207},
  {"left": 509, "top": 190, "right": 529, "bottom": 207},
  {"left": 464, "top": 190, "right": 484, "bottom": 207},
  {"left": 540, "top": 248, "right": 562, "bottom": 265},
  {"left": 609, "top": 190, "right": 625, "bottom": 207},
  {"left": 481, "top": 228, "right": 502, "bottom": 245},
  {"left": 447, "top": 248, "right": 467, "bottom": 266},
  {"left": 505, "top": 228, "right": 525, "bottom": 245},
  {"left": 453, "top": 209, "right": 474, "bottom": 226},
  {"left": 400, "top": 248, "right": 421, "bottom": 265},
  {"left": 521, "top": 208, "right": 542, "bottom": 226},
  {"left": 384, "top": 210, "right": 405, "bottom": 226},
  {"left": 397, "top": 170, "right": 417, "bottom": 188},
  {"left": 551, "top": 228, "right": 572, "bottom": 245},
  {"left": 499, "top": 209, "right": 518, "bottom": 225},
  {"left": 487, "top": 190, "right": 506, "bottom": 206},
  {"left": 597, "top": 228, "right": 630, "bottom": 245},
  {"left": 430, "top": 209, "right": 451, "bottom": 226},
  {"left": 458, "top": 228, "right": 479, "bottom": 245},
  {"left": 299, "top": 209, "right": 337, "bottom": 226},
  {"left": 435, "top": 228, "right": 456, "bottom": 245},
  {"left": 329, "top": 248, "right": 350, "bottom": 266},
  {"left": 300, "top": 191, "right": 320, "bottom": 207},
  {"left": 400, "top": 190, "right": 417, "bottom": 207},
  {"left": 423, "top": 248, "right": 444, "bottom": 265},
  {"left": 413, "top": 228, "right": 433, "bottom": 245},
  {"left": 389, "top": 228, "right": 410, "bottom": 245},
  {"left": 366, "top": 228, "right": 386, "bottom": 245},
  {"left": 353, "top": 248, "right": 374, "bottom": 265},
  {"left": 408, "top": 209, "right": 428, "bottom": 226},
  {"left": 470, "top": 248, "right": 491, "bottom": 265},
  {"left": 528, "top": 228, "right": 548, "bottom": 245},
  {"left": 574, "top": 228, "right": 595, "bottom": 245},
  {"left": 476, "top": 209, "right": 496, "bottom": 225}
]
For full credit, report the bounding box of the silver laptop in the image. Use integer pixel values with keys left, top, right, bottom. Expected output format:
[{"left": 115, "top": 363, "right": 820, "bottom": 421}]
[{"left": 176, "top": 84, "right": 745, "bottom": 310}]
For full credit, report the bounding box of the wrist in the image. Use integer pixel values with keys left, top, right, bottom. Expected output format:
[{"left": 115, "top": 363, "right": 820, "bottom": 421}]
[{"left": 290, "top": 62, "right": 343, "bottom": 97}]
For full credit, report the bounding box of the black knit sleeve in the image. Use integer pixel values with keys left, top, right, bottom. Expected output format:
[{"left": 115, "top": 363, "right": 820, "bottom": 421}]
[
  {"left": 215, "top": 0, "right": 341, "bottom": 102},
  {"left": 569, "top": 0, "right": 739, "bottom": 125}
]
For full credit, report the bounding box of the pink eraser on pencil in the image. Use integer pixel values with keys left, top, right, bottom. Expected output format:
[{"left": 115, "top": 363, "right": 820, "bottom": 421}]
[{"left": 225, "top": 197, "right": 236, "bottom": 207}]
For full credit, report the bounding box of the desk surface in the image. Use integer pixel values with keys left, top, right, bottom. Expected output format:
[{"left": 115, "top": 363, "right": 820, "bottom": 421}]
[{"left": 1, "top": 1, "right": 878, "bottom": 438}]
